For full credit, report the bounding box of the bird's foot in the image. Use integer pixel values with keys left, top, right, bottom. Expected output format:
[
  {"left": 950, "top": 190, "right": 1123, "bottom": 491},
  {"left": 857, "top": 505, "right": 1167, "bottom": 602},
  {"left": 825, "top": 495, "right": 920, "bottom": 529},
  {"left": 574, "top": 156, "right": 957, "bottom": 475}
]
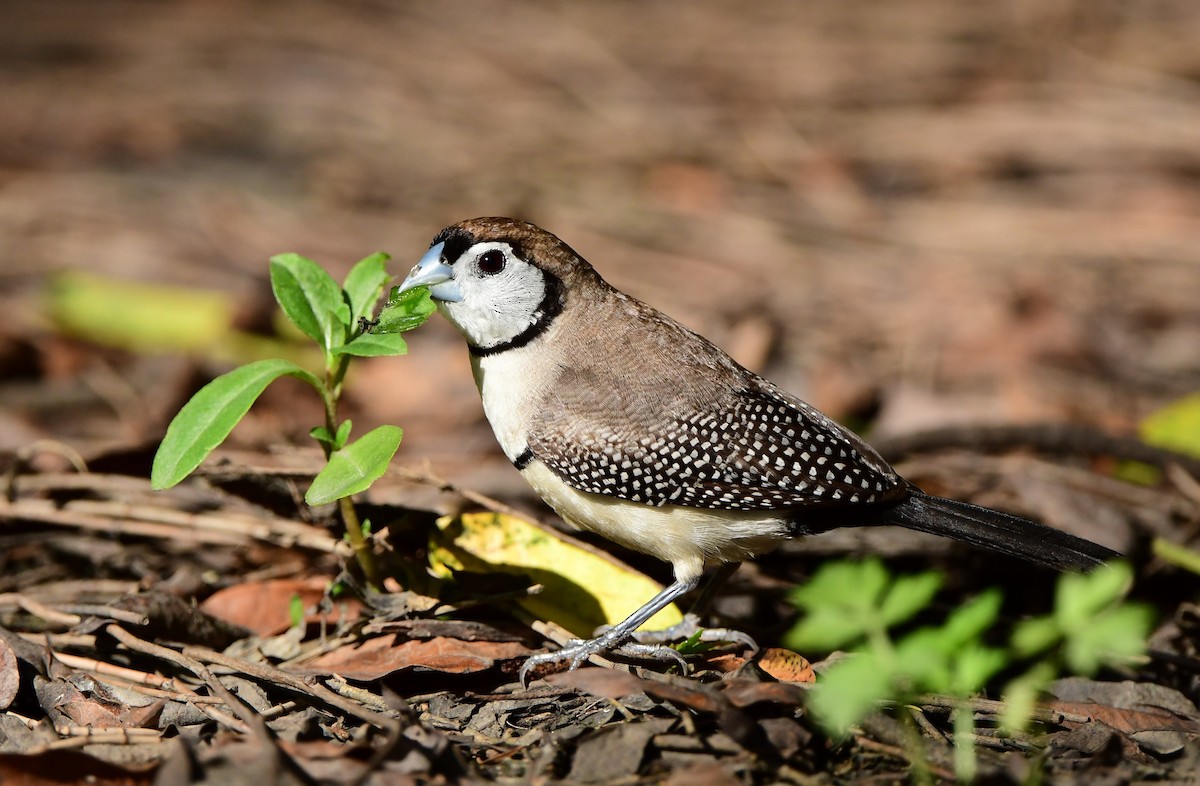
[
  {"left": 520, "top": 622, "right": 700, "bottom": 685},
  {"left": 519, "top": 614, "right": 758, "bottom": 686},
  {"left": 622, "top": 613, "right": 759, "bottom": 653},
  {"left": 518, "top": 633, "right": 613, "bottom": 685}
]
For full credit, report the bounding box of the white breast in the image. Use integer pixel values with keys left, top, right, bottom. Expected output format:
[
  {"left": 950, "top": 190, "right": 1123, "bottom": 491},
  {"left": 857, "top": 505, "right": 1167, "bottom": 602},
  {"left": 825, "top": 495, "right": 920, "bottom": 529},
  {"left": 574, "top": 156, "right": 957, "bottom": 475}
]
[{"left": 470, "top": 346, "right": 549, "bottom": 464}]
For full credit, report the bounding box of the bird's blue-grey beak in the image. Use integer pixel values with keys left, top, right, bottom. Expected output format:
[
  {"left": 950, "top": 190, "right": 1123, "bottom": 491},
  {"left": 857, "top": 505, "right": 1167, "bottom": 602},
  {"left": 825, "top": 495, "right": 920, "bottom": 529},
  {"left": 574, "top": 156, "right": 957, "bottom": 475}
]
[{"left": 397, "top": 242, "right": 463, "bottom": 302}]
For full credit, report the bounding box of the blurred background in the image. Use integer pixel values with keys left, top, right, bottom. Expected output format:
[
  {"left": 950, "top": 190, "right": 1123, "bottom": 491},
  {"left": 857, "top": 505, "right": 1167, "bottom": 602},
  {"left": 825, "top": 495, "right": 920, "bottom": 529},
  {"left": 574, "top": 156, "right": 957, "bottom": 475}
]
[{"left": 2, "top": 0, "right": 1199, "bottom": 505}]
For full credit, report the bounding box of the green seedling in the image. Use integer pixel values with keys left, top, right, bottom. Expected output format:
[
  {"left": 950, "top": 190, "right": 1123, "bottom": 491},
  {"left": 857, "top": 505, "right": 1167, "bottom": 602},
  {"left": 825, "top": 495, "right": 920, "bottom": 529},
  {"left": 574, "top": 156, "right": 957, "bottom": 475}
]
[
  {"left": 151, "top": 252, "right": 435, "bottom": 588},
  {"left": 787, "top": 558, "right": 1150, "bottom": 782}
]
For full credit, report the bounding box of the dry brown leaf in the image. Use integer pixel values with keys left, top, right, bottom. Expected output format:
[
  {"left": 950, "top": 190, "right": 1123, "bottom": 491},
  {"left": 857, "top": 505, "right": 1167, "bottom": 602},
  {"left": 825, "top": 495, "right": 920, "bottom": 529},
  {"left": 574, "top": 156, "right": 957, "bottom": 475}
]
[
  {"left": 0, "top": 750, "right": 159, "bottom": 783},
  {"left": 200, "top": 577, "right": 363, "bottom": 636},
  {"left": 699, "top": 653, "right": 749, "bottom": 673},
  {"left": 1047, "top": 678, "right": 1200, "bottom": 755},
  {"left": 755, "top": 648, "right": 816, "bottom": 684},
  {"left": 36, "top": 676, "right": 164, "bottom": 730},
  {"left": 0, "top": 638, "right": 17, "bottom": 710},
  {"left": 721, "top": 679, "right": 806, "bottom": 709},
  {"left": 295, "top": 635, "right": 531, "bottom": 679},
  {"left": 663, "top": 761, "right": 743, "bottom": 786},
  {"left": 567, "top": 719, "right": 676, "bottom": 784},
  {"left": 545, "top": 667, "right": 650, "bottom": 699},
  {"left": 1048, "top": 701, "right": 1200, "bottom": 756}
]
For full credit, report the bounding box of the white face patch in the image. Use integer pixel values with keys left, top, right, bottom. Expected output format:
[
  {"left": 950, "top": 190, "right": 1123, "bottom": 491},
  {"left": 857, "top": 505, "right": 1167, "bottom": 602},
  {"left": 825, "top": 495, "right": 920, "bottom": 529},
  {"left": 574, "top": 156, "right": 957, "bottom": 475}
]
[{"left": 437, "top": 242, "right": 553, "bottom": 350}]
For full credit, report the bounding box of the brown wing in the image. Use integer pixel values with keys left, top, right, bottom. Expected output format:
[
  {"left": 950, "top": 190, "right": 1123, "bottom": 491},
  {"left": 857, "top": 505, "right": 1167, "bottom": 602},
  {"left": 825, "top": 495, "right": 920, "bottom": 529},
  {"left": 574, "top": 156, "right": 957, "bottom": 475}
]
[{"left": 529, "top": 382, "right": 905, "bottom": 511}]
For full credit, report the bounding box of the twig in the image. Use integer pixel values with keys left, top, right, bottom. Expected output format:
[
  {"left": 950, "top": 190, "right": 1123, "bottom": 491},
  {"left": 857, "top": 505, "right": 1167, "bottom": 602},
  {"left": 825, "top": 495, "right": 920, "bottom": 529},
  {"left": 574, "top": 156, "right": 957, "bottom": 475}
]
[
  {"left": 908, "top": 705, "right": 949, "bottom": 742},
  {"left": 13, "top": 579, "right": 141, "bottom": 603},
  {"left": 68, "top": 499, "right": 344, "bottom": 554},
  {"left": 4, "top": 710, "right": 40, "bottom": 729},
  {"left": 324, "top": 674, "right": 392, "bottom": 713},
  {"left": 24, "top": 728, "right": 165, "bottom": 755},
  {"left": 853, "top": 735, "right": 957, "bottom": 783},
  {"left": 2, "top": 594, "right": 151, "bottom": 628},
  {"left": 104, "top": 625, "right": 251, "bottom": 735},
  {"left": 916, "top": 694, "right": 1092, "bottom": 726},
  {"left": 8, "top": 594, "right": 80, "bottom": 626},
  {"left": 182, "top": 646, "right": 402, "bottom": 731},
  {"left": 0, "top": 497, "right": 345, "bottom": 554},
  {"left": 1, "top": 498, "right": 249, "bottom": 546},
  {"left": 59, "top": 604, "right": 149, "bottom": 625},
  {"left": 3, "top": 440, "right": 88, "bottom": 501},
  {"left": 52, "top": 652, "right": 186, "bottom": 691}
]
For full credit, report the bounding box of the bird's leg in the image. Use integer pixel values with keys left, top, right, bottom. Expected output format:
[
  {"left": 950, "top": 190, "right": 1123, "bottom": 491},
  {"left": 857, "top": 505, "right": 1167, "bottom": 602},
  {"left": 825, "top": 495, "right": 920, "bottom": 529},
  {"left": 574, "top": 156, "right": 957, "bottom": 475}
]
[
  {"left": 624, "top": 562, "right": 758, "bottom": 652},
  {"left": 519, "top": 576, "right": 700, "bottom": 685}
]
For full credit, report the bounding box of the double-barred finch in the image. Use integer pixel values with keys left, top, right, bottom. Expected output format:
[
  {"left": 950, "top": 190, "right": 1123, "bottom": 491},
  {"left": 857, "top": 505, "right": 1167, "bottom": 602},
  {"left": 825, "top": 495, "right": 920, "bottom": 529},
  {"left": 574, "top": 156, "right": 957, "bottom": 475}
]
[{"left": 397, "top": 217, "right": 1120, "bottom": 680}]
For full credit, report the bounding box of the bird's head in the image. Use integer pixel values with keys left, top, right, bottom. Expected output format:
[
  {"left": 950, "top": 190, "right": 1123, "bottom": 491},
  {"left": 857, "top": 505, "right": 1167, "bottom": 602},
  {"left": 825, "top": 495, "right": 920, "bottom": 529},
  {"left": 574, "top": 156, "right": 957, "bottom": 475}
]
[{"left": 397, "top": 217, "right": 602, "bottom": 354}]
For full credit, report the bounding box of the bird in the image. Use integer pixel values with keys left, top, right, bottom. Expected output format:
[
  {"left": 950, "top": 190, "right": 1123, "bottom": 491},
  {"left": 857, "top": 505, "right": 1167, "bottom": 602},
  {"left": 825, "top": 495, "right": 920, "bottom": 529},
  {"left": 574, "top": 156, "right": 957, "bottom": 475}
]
[{"left": 395, "top": 216, "right": 1121, "bottom": 680}]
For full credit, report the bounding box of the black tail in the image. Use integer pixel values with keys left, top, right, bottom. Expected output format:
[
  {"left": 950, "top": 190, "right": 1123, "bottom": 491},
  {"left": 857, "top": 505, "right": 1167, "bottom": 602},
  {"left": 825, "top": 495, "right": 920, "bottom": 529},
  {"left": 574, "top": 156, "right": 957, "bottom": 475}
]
[{"left": 884, "top": 490, "right": 1120, "bottom": 571}]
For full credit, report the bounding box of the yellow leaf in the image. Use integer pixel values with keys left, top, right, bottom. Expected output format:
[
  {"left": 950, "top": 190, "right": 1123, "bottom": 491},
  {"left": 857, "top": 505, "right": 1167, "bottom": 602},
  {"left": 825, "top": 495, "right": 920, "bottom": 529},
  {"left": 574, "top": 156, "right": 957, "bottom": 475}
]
[
  {"left": 46, "top": 271, "right": 317, "bottom": 365},
  {"left": 50, "top": 271, "right": 233, "bottom": 352},
  {"left": 1140, "top": 392, "right": 1200, "bottom": 458},
  {"left": 430, "top": 512, "right": 683, "bottom": 636}
]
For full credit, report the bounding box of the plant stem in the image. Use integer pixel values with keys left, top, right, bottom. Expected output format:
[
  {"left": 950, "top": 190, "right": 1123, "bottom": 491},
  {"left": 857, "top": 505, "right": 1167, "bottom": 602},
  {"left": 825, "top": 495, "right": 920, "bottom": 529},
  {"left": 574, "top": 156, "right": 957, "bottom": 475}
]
[
  {"left": 320, "top": 359, "right": 382, "bottom": 590},
  {"left": 338, "top": 495, "right": 380, "bottom": 588},
  {"left": 951, "top": 702, "right": 978, "bottom": 783}
]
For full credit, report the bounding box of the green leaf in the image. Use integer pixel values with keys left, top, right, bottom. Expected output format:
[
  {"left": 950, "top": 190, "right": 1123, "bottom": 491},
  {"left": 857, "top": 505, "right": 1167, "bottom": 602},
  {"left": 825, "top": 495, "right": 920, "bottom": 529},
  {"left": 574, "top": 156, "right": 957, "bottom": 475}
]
[
  {"left": 305, "top": 425, "right": 403, "bottom": 506},
  {"left": 786, "top": 559, "right": 891, "bottom": 651},
  {"left": 310, "top": 420, "right": 353, "bottom": 452},
  {"left": 809, "top": 651, "right": 895, "bottom": 736},
  {"left": 1140, "top": 392, "right": 1200, "bottom": 458},
  {"left": 289, "top": 593, "right": 305, "bottom": 629},
  {"left": 1000, "top": 661, "right": 1056, "bottom": 734},
  {"left": 1152, "top": 538, "right": 1200, "bottom": 576},
  {"left": 950, "top": 644, "right": 1007, "bottom": 695},
  {"left": 270, "top": 253, "right": 347, "bottom": 349},
  {"left": 789, "top": 558, "right": 889, "bottom": 614},
  {"left": 151, "top": 359, "right": 321, "bottom": 489},
  {"left": 1113, "top": 460, "right": 1161, "bottom": 487},
  {"left": 675, "top": 628, "right": 709, "bottom": 656},
  {"left": 1010, "top": 616, "right": 1061, "bottom": 658},
  {"left": 895, "top": 630, "right": 952, "bottom": 688},
  {"left": 1054, "top": 561, "right": 1133, "bottom": 631},
  {"left": 895, "top": 622, "right": 1003, "bottom": 695},
  {"left": 374, "top": 285, "right": 436, "bottom": 334},
  {"left": 785, "top": 610, "right": 873, "bottom": 653},
  {"left": 940, "top": 589, "right": 1003, "bottom": 647},
  {"left": 878, "top": 570, "right": 942, "bottom": 627},
  {"left": 333, "top": 332, "right": 409, "bottom": 357},
  {"left": 310, "top": 425, "right": 334, "bottom": 448},
  {"left": 335, "top": 420, "right": 352, "bottom": 449},
  {"left": 1063, "top": 603, "right": 1153, "bottom": 675},
  {"left": 342, "top": 252, "right": 391, "bottom": 327}
]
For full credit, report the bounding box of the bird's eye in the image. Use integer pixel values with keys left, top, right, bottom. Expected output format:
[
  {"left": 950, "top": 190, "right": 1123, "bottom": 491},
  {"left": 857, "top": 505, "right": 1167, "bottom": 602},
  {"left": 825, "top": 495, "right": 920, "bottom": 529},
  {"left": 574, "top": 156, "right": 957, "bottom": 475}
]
[{"left": 478, "top": 250, "right": 506, "bottom": 275}]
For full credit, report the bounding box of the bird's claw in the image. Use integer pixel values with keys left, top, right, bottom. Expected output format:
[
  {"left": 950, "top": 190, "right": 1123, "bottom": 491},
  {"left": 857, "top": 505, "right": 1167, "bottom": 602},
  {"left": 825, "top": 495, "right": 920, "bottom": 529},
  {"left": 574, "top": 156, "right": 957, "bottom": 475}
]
[
  {"left": 608, "top": 641, "right": 689, "bottom": 671},
  {"left": 627, "top": 613, "right": 759, "bottom": 653},
  {"left": 518, "top": 638, "right": 601, "bottom": 686},
  {"left": 518, "top": 614, "right": 759, "bottom": 687}
]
